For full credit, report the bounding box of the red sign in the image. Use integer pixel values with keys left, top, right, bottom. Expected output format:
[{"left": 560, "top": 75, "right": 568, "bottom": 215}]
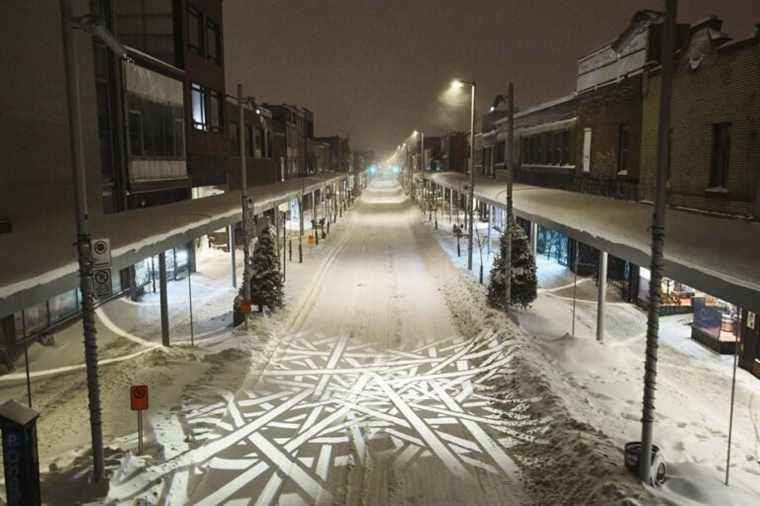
[{"left": 130, "top": 385, "right": 149, "bottom": 411}]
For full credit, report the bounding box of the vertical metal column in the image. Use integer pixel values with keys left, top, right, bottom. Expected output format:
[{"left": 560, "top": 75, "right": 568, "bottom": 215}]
[
  {"left": 60, "top": 0, "right": 104, "bottom": 481},
  {"left": 597, "top": 251, "right": 608, "bottom": 342},
  {"left": 229, "top": 225, "right": 237, "bottom": 288},
  {"left": 530, "top": 222, "right": 538, "bottom": 258},
  {"left": 158, "top": 252, "right": 170, "bottom": 347},
  {"left": 298, "top": 195, "right": 304, "bottom": 263},
  {"left": 640, "top": 0, "right": 677, "bottom": 483}
]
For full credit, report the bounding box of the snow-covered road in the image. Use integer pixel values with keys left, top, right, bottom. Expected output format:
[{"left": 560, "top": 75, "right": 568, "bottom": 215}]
[{"left": 110, "top": 180, "right": 535, "bottom": 505}]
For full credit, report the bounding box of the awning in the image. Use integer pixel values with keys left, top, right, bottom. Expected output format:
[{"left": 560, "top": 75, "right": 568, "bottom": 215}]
[
  {"left": 0, "top": 173, "right": 347, "bottom": 318},
  {"left": 426, "top": 172, "right": 760, "bottom": 312}
]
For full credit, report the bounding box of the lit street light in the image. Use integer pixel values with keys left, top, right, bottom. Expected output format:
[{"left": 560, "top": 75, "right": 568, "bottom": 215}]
[{"left": 449, "top": 78, "right": 476, "bottom": 271}]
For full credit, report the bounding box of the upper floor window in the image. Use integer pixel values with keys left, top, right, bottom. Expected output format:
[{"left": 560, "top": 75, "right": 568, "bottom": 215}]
[
  {"left": 617, "top": 124, "right": 630, "bottom": 175},
  {"left": 191, "top": 83, "right": 207, "bottom": 130},
  {"left": 192, "top": 84, "right": 223, "bottom": 133},
  {"left": 187, "top": 6, "right": 204, "bottom": 55},
  {"left": 207, "top": 19, "right": 221, "bottom": 64},
  {"left": 245, "top": 124, "right": 254, "bottom": 157},
  {"left": 710, "top": 122, "right": 731, "bottom": 188},
  {"left": 208, "top": 90, "right": 222, "bottom": 132},
  {"left": 229, "top": 120, "right": 239, "bottom": 154}
]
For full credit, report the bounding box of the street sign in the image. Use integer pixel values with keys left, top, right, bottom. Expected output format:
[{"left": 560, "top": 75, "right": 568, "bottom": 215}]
[
  {"left": 130, "top": 385, "right": 148, "bottom": 455},
  {"left": 93, "top": 268, "right": 112, "bottom": 299},
  {"left": 91, "top": 238, "right": 111, "bottom": 267},
  {"left": 130, "top": 385, "right": 149, "bottom": 411}
]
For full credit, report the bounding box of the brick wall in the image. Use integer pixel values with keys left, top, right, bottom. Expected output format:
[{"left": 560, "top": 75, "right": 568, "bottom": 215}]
[
  {"left": 641, "top": 34, "right": 760, "bottom": 217},
  {"left": 577, "top": 76, "right": 643, "bottom": 181}
]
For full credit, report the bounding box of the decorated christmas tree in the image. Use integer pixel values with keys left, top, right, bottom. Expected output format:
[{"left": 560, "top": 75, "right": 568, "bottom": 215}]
[
  {"left": 487, "top": 221, "right": 537, "bottom": 309},
  {"left": 250, "top": 226, "right": 284, "bottom": 311}
]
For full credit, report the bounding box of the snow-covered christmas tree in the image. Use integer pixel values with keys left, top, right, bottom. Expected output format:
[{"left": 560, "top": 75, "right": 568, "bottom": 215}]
[
  {"left": 487, "top": 221, "right": 537, "bottom": 309},
  {"left": 250, "top": 226, "right": 284, "bottom": 311}
]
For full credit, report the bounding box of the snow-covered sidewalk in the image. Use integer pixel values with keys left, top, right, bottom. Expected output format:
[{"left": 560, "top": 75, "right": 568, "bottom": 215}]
[{"left": 424, "top": 201, "right": 760, "bottom": 505}]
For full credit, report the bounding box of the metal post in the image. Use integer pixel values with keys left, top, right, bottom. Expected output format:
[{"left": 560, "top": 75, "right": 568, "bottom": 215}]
[
  {"left": 597, "top": 250, "right": 608, "bottom": 342},
  {"left": 572, "top": 240, "right": 579, "bottom": 337},
  {"left": 487, "top": 206, "right": 492, "bottom": 257},
  {"left": 187, "top": 267, "right": 194, "bottom": 346},
  {"left": 640, "top": 0, "right": 677, "bottom": 484},
  {"left": 725, "top": 319, "right": 740, "bottom": 485},
  {"left": 467, "top": 82, "right": 476, "bottom": 271},
  {"left": 22, "top": 316, "right": 32, "bottom": 408},
  {"left": 298, "top": 195, "right": 304, "bottom": 263},
  {"left": 60, "top": 0, "right": 104, "bottom": 481},
  {"left": 530, "top": 222, "right": 538, "bottom": 258},
  {"left": 137, "top": 411, "right": 143, "bottom": 455},
  {"left": 158, "top": 252, "right": 170, "bottom": 347},
  {"left": 282, "top": 213, "right": 287, "bottom": 282},
  {"left": 505, "top": 82, "right": 514, "bottom": 310},
  {"left": 238, "top": 83, "right": 252, "bottom": 324},
  {"left": 229, "top": 225, "right": 237, "bottom": 288}
]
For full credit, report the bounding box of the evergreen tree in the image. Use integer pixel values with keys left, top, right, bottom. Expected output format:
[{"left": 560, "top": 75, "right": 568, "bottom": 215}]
[
  {"left": 250, "top": 226, "right": 284, "bottom": 311},
  {"left": 487, "top": 222, "right": 537, "bottom": 309}
]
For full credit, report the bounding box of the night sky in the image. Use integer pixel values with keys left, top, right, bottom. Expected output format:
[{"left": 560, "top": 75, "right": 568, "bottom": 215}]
[{"left": 224, "top": 0, "right": 757, "bottom": 158}]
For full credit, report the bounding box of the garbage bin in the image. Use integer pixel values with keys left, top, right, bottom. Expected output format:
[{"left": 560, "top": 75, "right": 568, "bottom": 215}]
[{"left": 624, "top": 441, "right": 667, "bottom": 486}]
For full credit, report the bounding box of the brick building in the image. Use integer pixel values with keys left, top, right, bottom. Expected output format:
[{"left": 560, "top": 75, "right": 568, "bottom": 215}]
[
  {"left": 266, "top": 104, "right": 314, "bottom": 180},
  {"left": 314, "top": 136, "right": 352, "bottom": 173},
  {"left": 640, "top": 17, "right": 760, "bottom": 218},
  {"left": 224, "top": 100, "right": 277, "bottom": 188}
]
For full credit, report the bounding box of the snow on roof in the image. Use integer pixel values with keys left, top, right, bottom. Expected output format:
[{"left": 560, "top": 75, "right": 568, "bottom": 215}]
[
  {"left": 0, "top": 173, "right": 347, "bottom": 318},
  {"left": 426, "top": 172, "right": 760, "bottom": 312}
]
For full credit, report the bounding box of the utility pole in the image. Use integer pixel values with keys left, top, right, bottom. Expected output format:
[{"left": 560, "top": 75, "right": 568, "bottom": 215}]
[
  {"left": 60, "top": 0, "right": 104, "bottom": 481},
  {"left": 640, "top": 0, "right": 677, "bottom": 484},
  {"left": 504, "top": 82, "right": 514, "bottom": 309},
  {"left": 419, "top": 131, "right": 424, "bottom": 200},
  {"left": 238, "top": 84, "right": 252, "bottom": 329},
  {"left": 467, "top": 82, "right": 476, "bottom": 271}
]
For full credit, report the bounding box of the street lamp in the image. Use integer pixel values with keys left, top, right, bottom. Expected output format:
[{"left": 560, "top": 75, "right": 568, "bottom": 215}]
[
  {"left": 60, "top": 0, "right": 131, "bottom": 482},
  {"left": 449, "top": 78, "right": 476, "bottom": 271}
]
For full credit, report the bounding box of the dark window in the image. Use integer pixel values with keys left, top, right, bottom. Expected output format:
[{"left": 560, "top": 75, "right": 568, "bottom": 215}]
[
  {"left": 128, "top": 96, "right": 185, "bottom": 158},
  {"left": 617, "top": 124, "right": 630, "bottom": 174},
  {"left": 115, "top": 0, "right": 176, "bottom": 65},
  {"left": 255, "top": 128, "right": 264, "bottom": 158},
  {"left": 495, "top": 141, "right": 505, "bottom": 164},
  {"left": 229, "top": 121, "right": 239, "bottom": 154},
  {"left": 245, "top": 124, "right": 254, "bottom": 157},
  {"left": 209, "top": 90, "right": 222, "bottom": 131},
  {"left": 192, "top": 83, "right": 207, "bottom": 130},
  {"left": 128, "top": 110, "right": 144, "bottom": 156},
  {"left": 206, "top": 19, "right": 221, "bottom": 64},
  {"left": 561, "top": 131, "right": 570, "bottom": 165},
  {"left": 187, "top": 5, "right": 204, "bottom": 55},
  {"left": 710, "top": 122, "right": 731, "bottom": 188}
]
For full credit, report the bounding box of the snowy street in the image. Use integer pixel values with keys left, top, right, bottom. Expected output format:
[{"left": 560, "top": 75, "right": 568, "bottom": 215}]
[{"left": 106, "top": 180, "right": 540, "bottom": 505}]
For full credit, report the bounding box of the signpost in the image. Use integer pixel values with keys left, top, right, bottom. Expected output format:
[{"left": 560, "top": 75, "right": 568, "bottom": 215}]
[
  {"left": 92, "top": 238, "right": 112, "bottom": 299},
  {"left": 0, "top": 400, "right": 41, "bottom": 506},
  {"left": 130, "top": 385, "right": 148, "bottom": 455}
]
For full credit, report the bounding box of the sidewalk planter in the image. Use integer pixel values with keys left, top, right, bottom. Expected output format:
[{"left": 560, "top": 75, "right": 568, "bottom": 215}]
[{"left": 624, "top": 441, "right": 667, "bottom": 486}]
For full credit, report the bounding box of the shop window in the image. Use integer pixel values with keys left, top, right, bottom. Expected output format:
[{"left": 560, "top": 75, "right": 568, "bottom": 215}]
[
  {"left": 187, "top": 5, "right": 204, "bottom": 55},
  {"left": 617, "top": 124, "right": 630, "bottom": 174},
  {"left": 49, "top": 290, "right": 78, "bottom": 324},
  {"left": 206, "top": 19, "right": 221, "bottom": 64},
  {"left": 710, "top": 122, "right": 731, "bottom": 188}
]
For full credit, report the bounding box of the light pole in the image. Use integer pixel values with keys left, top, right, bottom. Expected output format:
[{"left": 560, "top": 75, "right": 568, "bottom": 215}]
[
  {"left": 60, "top": 0, "right": 131, "bottom": 482},
  {"left": 640, "top": 0, "right": 677, "bottom": 484},
  {"left": 235, "top": 84, "right": 255, "bottom": 329},
  {"left": 451, "top": 79, "right": 476, "bottom": 271}
]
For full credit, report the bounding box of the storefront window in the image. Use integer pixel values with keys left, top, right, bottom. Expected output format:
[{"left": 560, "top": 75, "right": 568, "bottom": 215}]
[
  {"left": 49, "top": 290, "right": 78, "bottom": 324},
  {"left": 24, "top": 302, "right": 48, "bottom": 336}
]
